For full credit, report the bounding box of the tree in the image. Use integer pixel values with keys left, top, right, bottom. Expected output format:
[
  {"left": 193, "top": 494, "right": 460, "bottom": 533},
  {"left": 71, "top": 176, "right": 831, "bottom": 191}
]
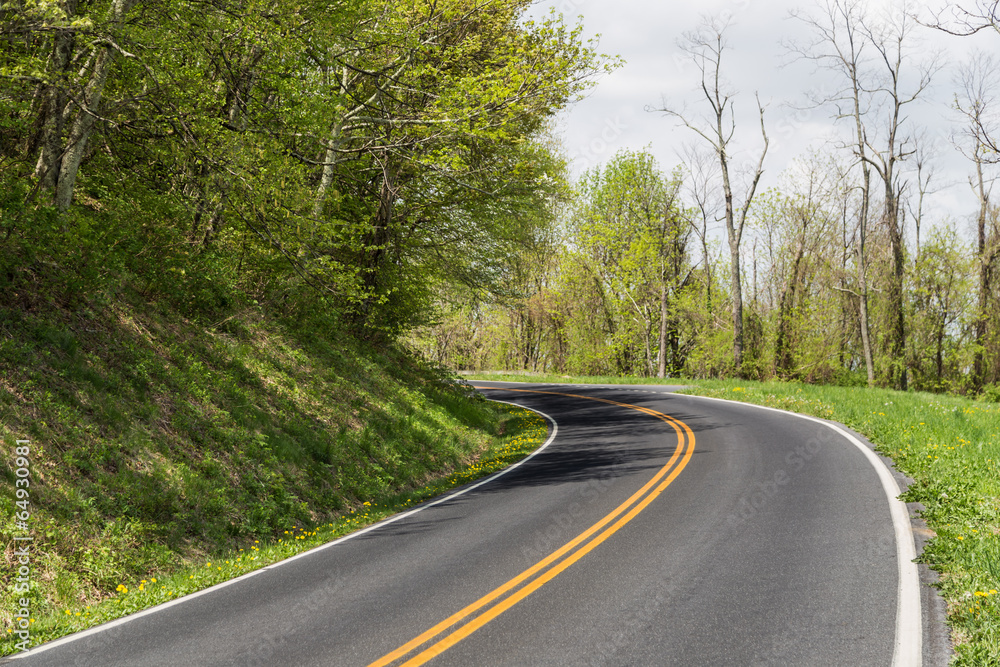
[
  {"left": 908, "top": 224, "right": 973, "bottom": 390},
  {"left": 925, "top": 1, "right": 1000, "bottom": 40},
  {"left": 7, "top": 0, "right": 140, "bottom": 210},
  {"left": 568, "top": 149, "right": 690, "bottom": 376},
  {"left": 789, "top": 0, "right": 938, "bottom": 389},
  {"left": 657, "top": 16, "right": 768, "bottom": 377},
  {"left": 295, "top": 1, "right": 612, "bottom": 332},
  {"left": 679, "top": 143, "right": 721, "bottom": 318},
  {"left": 954, "top": 51, "right": 1000, "bottom": 388}
]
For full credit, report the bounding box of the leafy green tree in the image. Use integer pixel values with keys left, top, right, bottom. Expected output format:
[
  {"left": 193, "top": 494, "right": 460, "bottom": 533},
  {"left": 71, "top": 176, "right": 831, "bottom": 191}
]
[
  {"left": 3, "top": 0, "right": 607, "bottom": 338},
  {"left": 908, "top": 224, "right": 973, "bottom": 391},
  {"left": 568, "top": 149, "right": 691, "bottom": 376}
]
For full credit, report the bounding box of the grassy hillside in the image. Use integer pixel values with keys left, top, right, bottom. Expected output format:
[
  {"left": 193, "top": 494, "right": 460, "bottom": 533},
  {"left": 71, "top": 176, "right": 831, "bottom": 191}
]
[{"left": 0, "top": 289, "right": 540, "bottom": 651}]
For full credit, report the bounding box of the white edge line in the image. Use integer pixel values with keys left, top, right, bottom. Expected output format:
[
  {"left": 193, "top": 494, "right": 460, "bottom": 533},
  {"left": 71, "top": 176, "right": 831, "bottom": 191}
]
[
  {"left": 10, "top": 398, "right": 558, "bottom": 660},
  {"left": 682, "top": 393, "right": 922, "bottom": 667}
]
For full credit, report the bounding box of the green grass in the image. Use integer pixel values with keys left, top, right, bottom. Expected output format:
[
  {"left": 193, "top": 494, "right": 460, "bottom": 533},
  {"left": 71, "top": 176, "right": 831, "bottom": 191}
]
[
  {"left": 463, "top": 372, "right": 1000, "bottom": 664},
  {"left": 2, "top": 403, "right": 547, "bottom": 653},
  {"left": 0, "top": 292, "right": 549, "bottom": 655},
  {"left": 459, "top": 371, "right": 690, "bottom": 386}
]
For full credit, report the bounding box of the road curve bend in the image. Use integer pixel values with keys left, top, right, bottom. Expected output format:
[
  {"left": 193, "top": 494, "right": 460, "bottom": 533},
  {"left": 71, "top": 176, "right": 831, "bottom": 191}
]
[{"left": 6, "top": 382, "right": 935, "bottom": 666}]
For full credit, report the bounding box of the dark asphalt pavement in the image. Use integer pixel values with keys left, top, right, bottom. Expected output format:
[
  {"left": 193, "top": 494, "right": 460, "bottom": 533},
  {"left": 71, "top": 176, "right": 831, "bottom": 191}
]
[{"left": 8, "top": 383, "right": 910, "bottom": 666}]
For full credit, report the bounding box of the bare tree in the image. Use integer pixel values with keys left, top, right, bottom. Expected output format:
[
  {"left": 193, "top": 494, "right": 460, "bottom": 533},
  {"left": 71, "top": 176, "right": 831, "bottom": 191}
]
[
  {"left": 954, "top": 51, "right": 999, "bottom": 388},
  {"left": 679, "top": 142, "right": 721, "bottom": 316},
  {"left": 924, "top": 1, "right": 1000, "bottom": 38},
  {"left": 657, "top": 16, "right": 768, "bottom": 376},
  {"left": 787, "top": 0, "right": 875, "bottom": 385},
  {"left": 923, "top": 2, "right": 999, "bottom": 157},
  {"left": 905, "top": 133, "right": 940, "bottom": 259},
  {"left": 789, "top": 0, "right": 939, "bottom": 389}
]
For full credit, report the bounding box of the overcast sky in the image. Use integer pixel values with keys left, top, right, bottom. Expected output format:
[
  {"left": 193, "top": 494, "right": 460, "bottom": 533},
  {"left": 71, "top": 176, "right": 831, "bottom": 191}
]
[{"left": 526, "top": 0, "right": 998, "bottom": 234}]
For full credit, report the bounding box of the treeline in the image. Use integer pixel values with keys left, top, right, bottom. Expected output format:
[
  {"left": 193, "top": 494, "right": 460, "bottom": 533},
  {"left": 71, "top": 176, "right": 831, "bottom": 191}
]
[
  {"left": 1, "top": 0, "right": 607, "bottom": 331},
  {"left": 413, "top": 146, "right": 998, "bottom": 393},
  {"left": 411, "top": 2, "right": 1000, "bottom": 395}
]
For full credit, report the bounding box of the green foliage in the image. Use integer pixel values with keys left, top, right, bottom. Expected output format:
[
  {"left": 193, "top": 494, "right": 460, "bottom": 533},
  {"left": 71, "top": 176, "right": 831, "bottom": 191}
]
[
  {"left": 907, "top": 225, "right": 975, "bottom": 393},
  {"left": 0, "top": 9, "right": 599, "bottom": 643},
  {"left": 2, "top": 0, "right": 610, "bottom": 337},
  {"left": 982, "top": 384, "right": 1000, "bottom": 403},
  {"left": 431, "top": 148, "right": 695, "bottom": 377},
  {"left": 1, "top": 379, "right": 547, "bottom": 652},
  {"left": 0, "top": 284, "right": 543, "bottom": 642}
]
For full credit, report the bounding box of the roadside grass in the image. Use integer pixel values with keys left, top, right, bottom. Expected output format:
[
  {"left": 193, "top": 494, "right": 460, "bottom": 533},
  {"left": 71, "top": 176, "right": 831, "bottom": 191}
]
[
  {"left": 459, "top": 371, "right": 684, "bottom": 386},
  {"left": 462, "top": 372, "right": 1000, "bottom": 664},
  {"left": 0, "top": 291, "right": 549, "bottom": 656},
  {"left": 3, "top": 403, "right": 547, "bottom": 653}
]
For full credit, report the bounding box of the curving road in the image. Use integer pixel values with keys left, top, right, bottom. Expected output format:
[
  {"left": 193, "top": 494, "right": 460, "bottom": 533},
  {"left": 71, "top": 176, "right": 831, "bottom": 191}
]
[{"left": 7, "top": 382, "right": 934, "bottom": 666}]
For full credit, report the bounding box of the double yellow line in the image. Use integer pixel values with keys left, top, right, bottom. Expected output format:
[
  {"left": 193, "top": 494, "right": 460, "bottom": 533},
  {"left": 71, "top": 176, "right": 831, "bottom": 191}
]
[{"left": 368, "top": 388, "right": 696, "bottom": 667}]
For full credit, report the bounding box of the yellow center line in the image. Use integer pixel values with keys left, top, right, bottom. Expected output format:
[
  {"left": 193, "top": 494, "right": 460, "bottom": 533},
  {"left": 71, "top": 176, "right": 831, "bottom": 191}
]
[{"left": 368, "top": 388, "right": 695, "bottom": 667}]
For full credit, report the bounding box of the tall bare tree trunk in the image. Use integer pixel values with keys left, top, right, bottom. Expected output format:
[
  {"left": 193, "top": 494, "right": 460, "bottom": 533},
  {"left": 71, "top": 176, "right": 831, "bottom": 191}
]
[
  {"left": 973, "top": 157, "right": 994, "bottom": 389},
  {"left": 885, "top": 184, "right": 907, "bottom": 389},
  {"left": 857, "top": 165, "right": 875, "bottom": 387},
  {"left": 956, "top": 54, "right": 998, "bottom": 391},
  {"left": 660, "top": 17, "right": 766, "bottom": 378}
]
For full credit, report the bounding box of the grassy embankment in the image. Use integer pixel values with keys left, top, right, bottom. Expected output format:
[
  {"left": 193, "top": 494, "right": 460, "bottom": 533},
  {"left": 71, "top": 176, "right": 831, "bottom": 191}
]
[
  {"left": 463, "top": 372, "right": 1000, "bottom": 665},
  {"left": 0, "top": 299, "right": 548, "bottom": 654}
]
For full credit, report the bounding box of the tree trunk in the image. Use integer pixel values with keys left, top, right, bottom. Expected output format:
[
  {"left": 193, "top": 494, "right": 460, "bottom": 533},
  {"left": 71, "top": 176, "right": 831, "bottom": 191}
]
[
  {"left": 721, "top": 147, "right": 744, "bottom": 375},
  {"left": 853, "top": 73, "right": 875, "bottom": 388},
  {"left": 657, "top": 280, "right": 668, "bottom": 378},
  {"left": 32, "top": 8, "right": 77, "bottom": 193},
  {"left": 973, "top": 157, "right": 992, "bottom": 390},
  {"left": 885, "top": 183, "right": 907, "bottom": 390},
  {"left": 858, "top": 258, "right": 875, "bottom": 386},
  {"left": 775, "top": 237, "right": 805, "bottom": 376},
  {"left": 857, "top": 171, "right": 875, "bottom": 387},
  {"left": 729, "top": 240, "right": 744, "bottom": 374},
  {"left": 54, "top": 0, "right": 137, "bottom": 210},
  {"left": 313, "top": 126, "right": 344, "bottom": 218}
]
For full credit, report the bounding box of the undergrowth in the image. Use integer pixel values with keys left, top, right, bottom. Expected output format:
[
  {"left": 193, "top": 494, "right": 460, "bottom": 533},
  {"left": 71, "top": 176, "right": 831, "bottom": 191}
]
[{"left": 0, "top": 287, "right": 546, "bottom": 653}]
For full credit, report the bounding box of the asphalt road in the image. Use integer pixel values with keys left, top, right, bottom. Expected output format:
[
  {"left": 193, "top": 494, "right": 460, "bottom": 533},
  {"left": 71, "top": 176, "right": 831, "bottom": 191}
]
[{"left": 9, "top": 382, "right": 924, "bottom": 666}]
